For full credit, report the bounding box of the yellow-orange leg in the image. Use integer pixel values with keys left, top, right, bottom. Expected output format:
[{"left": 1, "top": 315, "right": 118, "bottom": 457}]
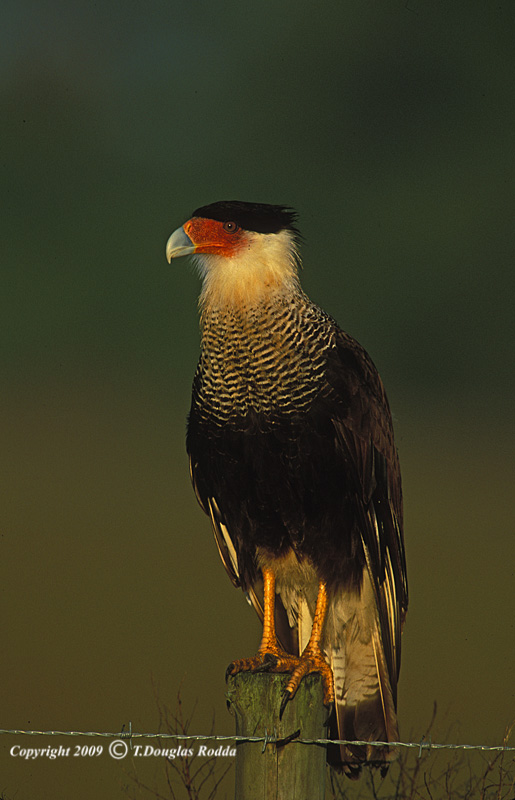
[
  {"left": 280, "top": 580, "right": 335, "bottom": 714},
  {"left": 226, "top": 567, "right": 300, "bottom": 677},
  {"left": 227, "top": 573, "right": 335, "bottom": 717}
]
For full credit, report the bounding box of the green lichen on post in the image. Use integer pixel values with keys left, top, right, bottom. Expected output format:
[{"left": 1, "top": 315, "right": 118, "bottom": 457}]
[{"left": 226, "top": 672, "right": 326, "bottom": 800}]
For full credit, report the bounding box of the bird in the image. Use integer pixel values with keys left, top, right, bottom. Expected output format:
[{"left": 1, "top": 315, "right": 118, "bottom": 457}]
[{"left": 166, "top": 200, "right": 408, "bottom": 774}]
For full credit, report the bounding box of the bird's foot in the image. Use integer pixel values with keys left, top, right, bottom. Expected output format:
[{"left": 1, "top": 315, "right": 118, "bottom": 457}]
[
  {"left": 227, "top": 644, "right": 334, "bottom": 719},
  {"left": 279, "top": 646, "right": 335, "bottom": 717},
  {"left": 226, "top": 647, "right": 300, "bottom": 682}
]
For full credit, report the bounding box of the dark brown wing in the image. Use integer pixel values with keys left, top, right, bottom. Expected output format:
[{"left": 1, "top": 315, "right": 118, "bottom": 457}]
[
  {"left": 327, "top": 328, "right": 408, "bottom": 699},
  {"left": 189, "top": 450, "right": 299, "bottom": 653}
]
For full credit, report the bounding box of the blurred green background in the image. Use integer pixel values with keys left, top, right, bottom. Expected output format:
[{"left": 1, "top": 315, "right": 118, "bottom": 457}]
[{"left": 1, "top": 1, "right": 514, "bottom": 797}]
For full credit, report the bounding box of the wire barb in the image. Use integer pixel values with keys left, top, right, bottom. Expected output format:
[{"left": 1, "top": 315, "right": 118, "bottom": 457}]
[{"left": 119, "top": 721, "right": 133, "bottom": 750}]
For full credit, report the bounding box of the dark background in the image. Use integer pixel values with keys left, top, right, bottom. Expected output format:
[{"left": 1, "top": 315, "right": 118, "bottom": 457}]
[{"left": 1, "top": 1, "right": 514, "bottom": 797}]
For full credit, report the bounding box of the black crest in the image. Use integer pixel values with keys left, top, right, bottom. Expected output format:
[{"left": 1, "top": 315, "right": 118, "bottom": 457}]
[{"left": 192, "top": 200, "right": 299, "bottom": 235}]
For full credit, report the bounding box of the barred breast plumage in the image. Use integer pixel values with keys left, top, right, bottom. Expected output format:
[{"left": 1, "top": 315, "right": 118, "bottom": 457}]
[{"left": 194, "top": 291, "right": 335, "bottom": 426}]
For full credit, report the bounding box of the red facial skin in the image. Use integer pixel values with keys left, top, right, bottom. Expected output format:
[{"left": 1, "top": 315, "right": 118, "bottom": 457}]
[{"left": 184, "top": 217, "right": 246, "bottom": 257}]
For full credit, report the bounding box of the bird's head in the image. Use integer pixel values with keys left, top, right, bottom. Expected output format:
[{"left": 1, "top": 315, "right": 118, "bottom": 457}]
[{"left": 166, "top": 200, "right": 301, "bottom": 308}]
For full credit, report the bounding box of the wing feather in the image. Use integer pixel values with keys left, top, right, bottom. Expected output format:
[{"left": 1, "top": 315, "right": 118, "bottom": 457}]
[
  {"left": 190, "top": 455, "right": 240, "bottom": 588},
  {"left": 325, "top": 329, "right": 408, "bottom": 766}
]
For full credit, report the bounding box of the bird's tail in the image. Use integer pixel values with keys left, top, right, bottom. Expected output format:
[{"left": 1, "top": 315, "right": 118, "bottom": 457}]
[
  {"left": 324, "top": 578, "right": 399, "bottom": 776},
  {"left": 285, "top": 574, "right": 400, "bottom": 776}
]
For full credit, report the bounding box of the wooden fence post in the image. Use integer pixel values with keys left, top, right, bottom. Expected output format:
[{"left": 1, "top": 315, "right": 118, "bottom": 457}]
[{"left": 226, "top": 673, "right": 326, "bottom": 800}]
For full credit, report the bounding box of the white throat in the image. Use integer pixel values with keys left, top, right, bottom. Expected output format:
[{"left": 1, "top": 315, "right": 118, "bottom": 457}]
[{"left": 195, "top": 229, "right": 301, "bottom": 309}]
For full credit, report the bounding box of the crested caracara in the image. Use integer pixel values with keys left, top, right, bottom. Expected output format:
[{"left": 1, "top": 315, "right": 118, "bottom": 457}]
[{"left": 166, "top": 200, "right": 408, "bottom": 774}]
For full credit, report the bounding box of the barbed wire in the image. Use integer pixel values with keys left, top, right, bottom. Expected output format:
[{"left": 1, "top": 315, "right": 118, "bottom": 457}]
[{"left": 0, "top": 726, "right": 513, "bottom": 755}]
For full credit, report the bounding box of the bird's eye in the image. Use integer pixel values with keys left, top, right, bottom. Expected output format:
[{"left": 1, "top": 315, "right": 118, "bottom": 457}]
[{"left": 223, "top": 221, "right": 239, "bottom": 233}]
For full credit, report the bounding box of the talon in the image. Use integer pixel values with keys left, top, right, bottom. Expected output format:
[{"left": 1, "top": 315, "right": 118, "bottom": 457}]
[
  {"left": 324, "top": 701, "right": 336, "bottom": 727},
  {"left": 252, "top": 653, "right": 278, "bottom": 672},
  {"left": 279, "top": 689, "right": 292, "bottom": 719}
]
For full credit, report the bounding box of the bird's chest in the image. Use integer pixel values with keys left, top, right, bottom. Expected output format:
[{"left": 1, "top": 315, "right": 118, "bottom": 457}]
[{"left": 195, "top": 302, "right": 333, "bottom": 424}]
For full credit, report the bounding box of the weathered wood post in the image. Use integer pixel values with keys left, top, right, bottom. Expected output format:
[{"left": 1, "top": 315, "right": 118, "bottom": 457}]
[{"left": 226, "top": 673, "right": 326, "bottom": 800}]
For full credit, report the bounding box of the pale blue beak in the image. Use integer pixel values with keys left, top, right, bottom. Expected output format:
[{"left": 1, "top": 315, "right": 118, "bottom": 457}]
[{"left": 166, "top": 226, "right": 195, "bottom": 263}]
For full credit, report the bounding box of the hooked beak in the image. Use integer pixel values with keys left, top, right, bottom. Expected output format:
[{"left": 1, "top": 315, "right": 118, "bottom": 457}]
[{"left": 166, "top": 226, "right": 196, "bottom": 263}]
